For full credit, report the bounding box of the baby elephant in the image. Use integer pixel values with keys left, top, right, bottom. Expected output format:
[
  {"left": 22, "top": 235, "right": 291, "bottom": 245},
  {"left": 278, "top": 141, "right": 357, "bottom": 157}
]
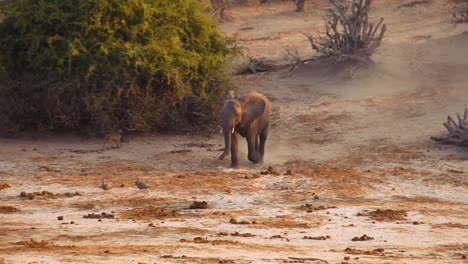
[{"left": 219, "top": 90, "right": 271, "bottom": 168}]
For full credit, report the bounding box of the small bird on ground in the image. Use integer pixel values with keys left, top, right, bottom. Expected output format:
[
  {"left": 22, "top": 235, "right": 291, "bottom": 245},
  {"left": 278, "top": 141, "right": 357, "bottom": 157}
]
[
  {"left": 101, "top": 178, "right": 111, "bottom": 190},
  {"left": 135, "top": 178, "right": 148, "bottom": 190}
]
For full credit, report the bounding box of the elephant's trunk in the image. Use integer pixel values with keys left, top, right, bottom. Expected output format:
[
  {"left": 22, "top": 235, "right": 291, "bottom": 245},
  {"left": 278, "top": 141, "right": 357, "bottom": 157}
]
[{"left": 219, "top": 124, "right": 232, "bottom": 160}]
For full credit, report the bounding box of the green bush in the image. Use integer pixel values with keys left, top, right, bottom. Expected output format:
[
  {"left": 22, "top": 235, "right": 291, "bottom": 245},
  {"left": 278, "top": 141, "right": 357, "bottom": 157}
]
[{"left": 0, "top": 0, "right": 237, "bottom": 135}]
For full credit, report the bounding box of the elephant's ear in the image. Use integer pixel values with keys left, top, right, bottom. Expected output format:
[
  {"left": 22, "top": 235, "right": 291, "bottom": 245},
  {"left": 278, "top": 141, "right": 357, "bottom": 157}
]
[{"left": 241, "top": 97, "right": 266, "bottom": 127}]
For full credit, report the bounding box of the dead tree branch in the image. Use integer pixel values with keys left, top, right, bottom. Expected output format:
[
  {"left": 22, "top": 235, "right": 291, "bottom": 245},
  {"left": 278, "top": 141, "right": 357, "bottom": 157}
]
[
  {"left": 431, "top": 107, "right": 468, "bottom": 146},
  {"left": 452, "top": 1, "right": 468, "bottom": 24},
  {"left": 305, "top": 0, "right": 386, "bottom": 62}
]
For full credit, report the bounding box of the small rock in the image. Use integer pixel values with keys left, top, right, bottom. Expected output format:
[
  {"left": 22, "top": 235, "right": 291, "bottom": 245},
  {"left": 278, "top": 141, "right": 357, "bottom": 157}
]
[
  {"left": 135, "top": 178, "right": 148, "bottom": 189},
  {"left": 344, "top": 256, "right": 350, "bottom": 260},
  {"left": 189, "top": 201, "right": 208, "bottom": 209},
  {"left": 101, "top": 178, "right": 111, "bottom": 190},
  {"left": 352, "top": 234, "right": 374, "bottom": 241},
  {"left": 57, "top": 216, "right": 64, "bottom": 221}
]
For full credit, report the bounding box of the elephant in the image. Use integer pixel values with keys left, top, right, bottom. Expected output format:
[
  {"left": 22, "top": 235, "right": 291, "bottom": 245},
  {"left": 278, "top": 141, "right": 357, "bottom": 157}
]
[{"left": 219, "top": 90, "right": 271, "bottom": 168}]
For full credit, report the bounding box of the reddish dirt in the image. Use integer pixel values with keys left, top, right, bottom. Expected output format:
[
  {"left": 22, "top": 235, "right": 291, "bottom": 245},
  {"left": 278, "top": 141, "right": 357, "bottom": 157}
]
[{"left": 0, "top": 1, "right": 468, "bottom": 264}]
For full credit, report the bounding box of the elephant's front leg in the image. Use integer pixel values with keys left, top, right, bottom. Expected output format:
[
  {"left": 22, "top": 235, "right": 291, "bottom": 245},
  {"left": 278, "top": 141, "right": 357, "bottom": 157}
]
[
  {"left": 246, "top": 130, "right": 260, "bottom": 164},
  {"left": 255, "top": 136, "right": 259, "bottom": 153},
  {"left": 258, "top": 129, "right": 268, "bottom": 164},
  {"left": 230, "top": 132, "right": 239, "bottom": 168}
]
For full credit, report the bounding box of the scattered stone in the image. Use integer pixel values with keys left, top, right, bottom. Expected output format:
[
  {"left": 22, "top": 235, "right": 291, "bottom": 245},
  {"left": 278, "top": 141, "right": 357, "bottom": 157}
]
[
  {"left": 303, "top": 235, "right": 330, "bottom": 240},
  {"left": 57, "top": 216, "right": 64, "bottom": 221},
  {"left": 313, "top": 195, "right": 320, "bottom": 200},
  {"left": 104, "top": 250, "right": 111, "bottom": 254},
  {"left": 285, "top": 169, "right": 295, "bottom": 175},
  {"left": 270, "top": 235, "right": 290, "bottom": 241},
  {"left": 135, "top": 178, "right": 148, "bottom": 190},
  {"left": 217, "top": 232, "right": 228, "bottom": 236},
  {"left": 413, "top": 221, "right": 423, "bottom": 225},
  {"left": 148, "top": 223, "right": 155, "bottom": 227},
  {"left": 193, "top": 237, "right": 209, "bottom": 243},
  {"left": 231, "top": 232, "right": 255, "bottom": 237},
  {"left": 260, "top": 166, "right": 281, "bottom": 175},
  {"left": 189, "top": 201, "right": 208, "bottom": 209},
  {"left": 101, "top": 178, "right": 111, "bottom": 190},
  {"left": 229, "top": 218, "right": 251, "bottom": 225},
  {"left": 300, "top": 203, "right": 337, "bottom": 213},
  {"left": 345, "top": 247, "right": 384, "bottom": 256},
  {"left": 351, "top": 234, "right": 374, "bottom": 241},
  {"left": 83, "top": 212, "right": 114, "bottom": 219},
  {"left": 344, "top": 256, "right": 350, "bottom": 260}
]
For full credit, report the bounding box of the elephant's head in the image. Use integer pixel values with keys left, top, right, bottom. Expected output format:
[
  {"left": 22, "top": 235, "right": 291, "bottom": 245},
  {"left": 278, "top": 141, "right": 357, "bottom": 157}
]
[{"left": 219, "top": 91, "right": 266, "bottom": 161}]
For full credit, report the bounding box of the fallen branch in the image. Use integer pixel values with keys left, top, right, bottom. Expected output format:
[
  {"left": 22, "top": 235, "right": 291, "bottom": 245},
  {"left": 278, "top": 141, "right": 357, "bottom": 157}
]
[
  {"left": 397, "top": 0, "right": 430, "bottom": 9},
  {"left": 431, "top": 107, "right": 468, "bottom": 146},
  {"left": 288, "top": 257, "right": 329, "bottom": 263}
]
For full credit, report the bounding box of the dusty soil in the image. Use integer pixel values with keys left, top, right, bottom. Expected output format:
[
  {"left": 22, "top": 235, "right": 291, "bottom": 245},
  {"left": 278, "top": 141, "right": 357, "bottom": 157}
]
[{"left": 1, "top": 1, "right": 468, "bottom": 263}]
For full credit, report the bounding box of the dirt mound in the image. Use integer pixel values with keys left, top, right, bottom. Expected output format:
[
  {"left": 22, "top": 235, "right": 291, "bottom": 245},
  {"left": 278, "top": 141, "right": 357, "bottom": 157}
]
[
  {"left": 120, "top": 206, "right": 180, "bottom": 221},
  {"left": 0, "top": 183, "right": 11, "bottom": 191},
  {"left": 14, "top": 240, "right": 56, "bottom": 248},
  {"left": 0, "top": 206, "right": 20, "bottom": 213},
  {"left": 358, "top": 209, "right": 407, "bottom": 221},
  {"left": 19, "top": 191, "right": 81, "bottom": 200}
]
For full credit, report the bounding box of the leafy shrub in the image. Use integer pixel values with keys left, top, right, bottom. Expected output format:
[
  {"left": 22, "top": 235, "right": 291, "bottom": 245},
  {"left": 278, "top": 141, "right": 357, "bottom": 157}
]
[{"left": 0, "top": 0, "right": 237, "bottom": 135}]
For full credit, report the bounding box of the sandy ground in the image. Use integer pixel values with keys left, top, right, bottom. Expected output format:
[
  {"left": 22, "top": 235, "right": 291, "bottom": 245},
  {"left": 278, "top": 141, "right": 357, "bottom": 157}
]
[{"left": 1, "top": 1, "right": 468, "bottom": 263}]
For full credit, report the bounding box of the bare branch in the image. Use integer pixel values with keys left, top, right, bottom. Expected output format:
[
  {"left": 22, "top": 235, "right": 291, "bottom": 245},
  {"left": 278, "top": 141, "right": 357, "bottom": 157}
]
[{"left": 306, "top": 0, "right": 386, "bottom": 61}]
